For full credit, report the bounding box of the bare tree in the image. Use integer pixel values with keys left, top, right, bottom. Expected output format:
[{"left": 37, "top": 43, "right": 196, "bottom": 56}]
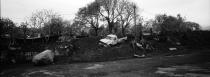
[
  {"left": 75, "top": 1, "right": 100, "bottom": 36},
  {"left": 117, "top": 0, "right": 136, "bottom": 36},
  {"left": 29, "top": 9, "right": 60, "bottom": 35},
  {"left": 97, "top": 0, "right": 140, "bottom": 35},
  {"left": 74, "top": 0, "right": 140, "bottom": 35},
  {"left": 43, "top": 17, "right": 64, "bottom": 36},
  {"left": 20, "top": 21, "right": 28, "bottom": 42},
  {"left": 97, "top": 0, "right": 120, "bottom": 33}
]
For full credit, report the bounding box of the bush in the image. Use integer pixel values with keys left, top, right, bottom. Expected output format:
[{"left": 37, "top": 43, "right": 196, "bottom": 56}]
[{"left": 70, "top": 37, "right": 135, "bottom": 62}]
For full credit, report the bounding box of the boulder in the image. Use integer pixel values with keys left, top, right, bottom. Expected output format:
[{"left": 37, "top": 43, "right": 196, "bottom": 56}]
[{"left": 32, "top": 49, "right": 55, "bottom": 65}]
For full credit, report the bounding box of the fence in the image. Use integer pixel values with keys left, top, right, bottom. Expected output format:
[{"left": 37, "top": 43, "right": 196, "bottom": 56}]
[
  {"left": 0, "top": 35, "right": 60, "bottom": 65},
  {"left": 0, "top": 49, "right": 40, "bottom": 65}
]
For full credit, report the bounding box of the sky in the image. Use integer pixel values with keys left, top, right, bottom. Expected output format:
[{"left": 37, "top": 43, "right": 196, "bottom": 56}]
[{"left": 1, "top": 0, "right": 210, "bottom": 28}]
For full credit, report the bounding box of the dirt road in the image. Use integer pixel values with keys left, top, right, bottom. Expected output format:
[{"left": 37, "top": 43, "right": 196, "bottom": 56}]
[{"left": 1, "top": 49, "right": 210, "bottom": 77}]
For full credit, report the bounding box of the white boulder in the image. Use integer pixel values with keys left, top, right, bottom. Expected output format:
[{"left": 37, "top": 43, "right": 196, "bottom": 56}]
[
  {"left": 32, "top": 49, "right": 56, "bottom": 65},
  {"left": 169, "top": 48, "right": 177, "bottom": 51}
]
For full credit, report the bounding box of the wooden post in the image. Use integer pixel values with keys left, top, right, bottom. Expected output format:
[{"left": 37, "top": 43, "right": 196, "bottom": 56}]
[
  {"left": 0, "top": 0, "right": 1, "bottom": 18},
  {"left": 133, "top": 5, "right": 137, "bottom": 40}
]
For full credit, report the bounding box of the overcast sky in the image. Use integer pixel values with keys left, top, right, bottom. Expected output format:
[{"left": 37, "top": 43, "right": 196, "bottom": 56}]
[{"left": 1, "top": 0, "right": 210, "bottom": 28}]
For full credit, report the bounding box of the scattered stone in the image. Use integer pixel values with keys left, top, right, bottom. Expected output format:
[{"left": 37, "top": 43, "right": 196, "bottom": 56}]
[
  {"left": 85, "top": 64, "right": 104, "bottom": 69},
  {"left": 169, "top": 48, "right": 177, "bottom": 51},
  {"left": 22, "top": 70, "right": 64, "bottom": 77},
  {"left": 156, "top": 65, "right": 210, "bottom": 77}
]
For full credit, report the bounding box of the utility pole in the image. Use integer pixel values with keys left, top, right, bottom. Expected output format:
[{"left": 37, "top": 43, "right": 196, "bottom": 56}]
[
  {"left": 96, "top": 0, "right": 100, "bottom": 36},
  {"left": 0, "top": 0, "right": 1, "bottom": 18},
  {"left": 133, "top": 5, "right": 136, "bottom": 28},
  {"left": 133, "top": 4, "right": 137, "bottom": 40}
]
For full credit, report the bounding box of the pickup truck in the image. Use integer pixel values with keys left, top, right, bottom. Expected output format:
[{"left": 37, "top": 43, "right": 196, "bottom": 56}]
[{"left": 99, "top": 34, "right": 127, "bottom": 47}]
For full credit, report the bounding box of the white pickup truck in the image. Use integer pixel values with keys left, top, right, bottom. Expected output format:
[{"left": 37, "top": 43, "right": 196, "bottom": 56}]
[{"left": 99, "top": 34, "right": 127, "bottom": 47}]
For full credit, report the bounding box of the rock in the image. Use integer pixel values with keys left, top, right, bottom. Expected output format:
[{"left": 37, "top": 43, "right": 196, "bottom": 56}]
[
  {"left": 169, "top": 48, "right": 177, "bottom": 51},
  {"left": 32, "top": 49, "right": 55, "bottom": 65}
]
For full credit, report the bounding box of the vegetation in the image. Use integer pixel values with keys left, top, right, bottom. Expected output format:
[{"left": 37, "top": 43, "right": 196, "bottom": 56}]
[
  {"left": 1, "top": 0, "right": 209, "bottom": 65},
  {"left": 1, "top": 1, "right": 210, "bottom": 77},
  {"left": 1, "top": 0, "right": 202, "bottom": 40},
  {"left": 152, "top": 14, "right": 200, "bottom": 34}
]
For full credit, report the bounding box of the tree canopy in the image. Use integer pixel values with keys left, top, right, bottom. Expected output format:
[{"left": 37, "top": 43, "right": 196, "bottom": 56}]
[
  {"left": 74, "top": 0, "right": 140, "bottom": 36},
  {"left": 0, "top": 18, "right": 16, "bottom": 36},
  {"left": 152, "top": 14, "right": 200, "bottom": 34}
]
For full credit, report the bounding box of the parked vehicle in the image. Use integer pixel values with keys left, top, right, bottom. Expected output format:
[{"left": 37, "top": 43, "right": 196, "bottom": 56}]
[{"left": 99, "top": 34, "right": 127, "bottom": 47}]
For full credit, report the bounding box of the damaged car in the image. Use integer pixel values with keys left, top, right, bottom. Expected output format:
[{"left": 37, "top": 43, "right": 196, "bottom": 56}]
[{"left": 99, "top": 34, "right": 127, "bottom": 47}]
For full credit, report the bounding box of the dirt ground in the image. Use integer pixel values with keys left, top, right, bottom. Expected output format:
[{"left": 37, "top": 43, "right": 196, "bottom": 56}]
[{"left": 1, "top": 49, "right": 210, "bottom": 77}]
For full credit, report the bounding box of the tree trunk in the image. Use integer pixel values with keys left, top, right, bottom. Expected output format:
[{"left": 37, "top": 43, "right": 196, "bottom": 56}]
[
  {"left": 95, "top": 28, "right": 98, "bottom": 36},
  {"left": 95, "top": 15, "right": 99, "bottom": 36},
  {"left": 108, "top": 22, "right": 115, "bottom": 34},
  {"left": 122, "top": 28, "right": 125, "bottom": 36},
  {"left": 108, "top": 21, "right": 112, "bottom": 34},
  {"left": 106, "top": 17, "right": 114, "bottom": 34},
  {"left": 121, "top": 25, "right": 125, "bottom": 37}
]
